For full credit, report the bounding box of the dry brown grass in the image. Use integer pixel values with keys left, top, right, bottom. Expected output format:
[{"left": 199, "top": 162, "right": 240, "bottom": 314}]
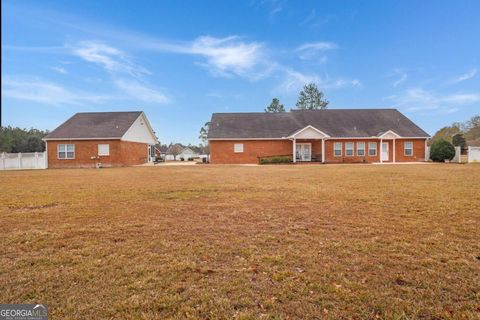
[{"left": 1, "top": 164, "right": 479, "bottom": 319}]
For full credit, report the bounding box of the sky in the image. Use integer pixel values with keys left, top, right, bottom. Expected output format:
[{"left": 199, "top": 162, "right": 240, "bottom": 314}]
[{"left": 2, "top": 0, "right": 480, "bottom": 144}]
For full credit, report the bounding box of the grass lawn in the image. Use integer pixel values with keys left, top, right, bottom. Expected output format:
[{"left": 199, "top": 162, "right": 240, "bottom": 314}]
[{"left": 1, "top": 164, "right": 479, "bottom": 319}]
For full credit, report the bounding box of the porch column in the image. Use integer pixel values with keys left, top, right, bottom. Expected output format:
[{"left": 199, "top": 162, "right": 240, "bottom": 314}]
[
  {"left": 380, "top": 139, "right": 383, "bottom": 163},
  {"left": 393, "top": 139, "right": 396, "bottom": 163},
  {"left": 292, "top": 138, "right": 296, "bottom": 163},
  {"left": 425, "top": 139, "right": 428, "bottom": 161},
  {"left": 321, "top": 138, "right": 325, "bottom": 163}
]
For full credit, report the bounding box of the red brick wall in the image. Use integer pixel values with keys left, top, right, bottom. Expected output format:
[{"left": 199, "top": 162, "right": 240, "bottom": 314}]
[
  {"left": 394, "top": 139, "right": 427, "bottom": 162},
  {"left": 46, "top": 140, "right": 149, "bottom": 168},
  {"left": 209, "top": 140, "right": 292, "bottom": 164},
  {"left": 209, "top": 138, "right": 427, "bottom": 164}
]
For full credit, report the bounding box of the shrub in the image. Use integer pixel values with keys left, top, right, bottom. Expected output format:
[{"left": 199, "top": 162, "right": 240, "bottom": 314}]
[
  {"left": 259, "top": 156, "right": 291, "bottom": 164},
  {"left": 430, "top": 138, "right": 455, "bottom": 162}
]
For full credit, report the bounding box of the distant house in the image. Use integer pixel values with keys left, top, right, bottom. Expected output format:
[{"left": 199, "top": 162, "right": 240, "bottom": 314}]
[
  {"left": 155, "top": 144, "right": 168, "bottom": 159},
  {"left": 164, "top": 145, "right": 199, "bottom": 161},
  {"left": 43, "top": 111, "right": 157, "bottom": 168},
  {"left": 178, "top": 147, "right": 199, "bottom": 160},
  {"left": 207, "top": 109, "right": 430, "bottom": 164}
]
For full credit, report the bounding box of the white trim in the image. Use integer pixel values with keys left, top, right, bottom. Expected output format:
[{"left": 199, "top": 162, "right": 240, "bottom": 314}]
[
  {"left": 57, "top": 143, "right": 75, "bottom": 160},
  {"left": 381, "top": 141, "right": 389, "bottom": 162},
  {"left": 333, "top": 142, "right": 342, "bottom": 157},
  {"left": 331, "top": 136, "right": 429, "bottom": 140},
  {"left": 404, "top": 141, "right": 413, "bottom": 156},
  {"left": 424, "top": 140, "right": 428, "bottom": 161},
  {"left": 234, "top": 143, "right": 244, "bottom": 153},
  {"left": 45, "top": 142, "right": 49, "bottom": 168},
  {"left": 288, "top": 125, "right": 330, "bottom": 139},
  {"left": 44, "top": 137, "right": 121, "bottom": 141},
  {"left": 380, "top": 139, "right": 383, "bottom": 163},
  {"left": 368, "top": 142, "right": 377, "bottom": 157},
  {"left": 209, "top": 138, "right": 286, "bottom": 141},
  {"left": 295, "top": 142, "right": 312, "bottom": 161},
  {"left": 378, "top": 130, "right": 401, "bottom": 138},
  {"left": 208, "top": 136, "right": 429, "bottom": 141},
  {"left": 393, "top": 139, "right": 396, "bottom": 163},
  {"left": 345, "top": 142, "right": 354, "bottom": 157},
  {"left": 356, "top": 142, "right": 366, "bottom": 156},
  {"left": 321, "top": 139, "right": 325, "bottom": 163},
  {"left": 292, "top": 138, "right": 297, "bottom": 163},
  {"left": 98, "top": 144, "right": 110, "bottom": 156}
]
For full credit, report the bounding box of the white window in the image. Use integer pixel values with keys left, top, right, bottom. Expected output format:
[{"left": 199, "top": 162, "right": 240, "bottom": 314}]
[
  {"left": 98, "top": 144, "right": 110, "bottom": 156},
  {"left": 357, "top": 142, "right": 365, "bottom": 156},
  {"left": 58, "top": 144, "right": 75, "bottom": 159},
  {"left": 404, "top": 141, "right": 413, "bottom": 156},
  {"left": 345, "top": 142, "right": 354, "bottom": 156},
  {"left": 234, "top": 143, "right": 244, "bottom": 153},
  {"left": 368, "top": 142, "right": 377, "bottom": 156},
  {"left": 334, "top": 142, "right": 342, "bottom": 157}
]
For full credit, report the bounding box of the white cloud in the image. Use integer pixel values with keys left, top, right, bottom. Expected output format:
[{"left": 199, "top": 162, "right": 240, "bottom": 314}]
[
  {"left": 392, "top": 68, "right": 407, "bottom": 87},
  {"left": 189, "top": 36, "right": 266, "bottom": 78},
  {"left": 296, "top": 41, "right": 337, "bottom": 61},
  {"left": 71, "top": 41, "right": 150, "bottom": 77},
  {"left": 297, "top": 42, "right": 337, "bottom": 52},
  {"left": 388, "top": 87, "right": 480, "bottom": 114},
  {"left": 143, "top": 35, "right": 271, "bottom": 80},
  {"left": 278, "top": 69, "right": 321, "bottom": 93},
  {"left": 51, "top": 66, "right": 68, "bottom": 74},
  {"left": 276, "top": 68, "right": 360, "bottom": 93},
  {"left": 2, "top": 76, "right": 114, "bottom": 106},
  {"left": 452, "top": 68, "right": 477, "bottom": 83},
  {"left": 114, "top": 79, "right": 170, "bottom": 104},
  {"left": 70, "top": 41, "right": 169, "bottom": 104}
]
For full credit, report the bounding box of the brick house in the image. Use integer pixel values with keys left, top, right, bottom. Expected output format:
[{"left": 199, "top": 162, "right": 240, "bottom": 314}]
[
  {"left": 207, "top": 109, "right": 430, "bottom": 164},
  {"left": 43, "top": 111, "right": 157, "bottom": 168}
]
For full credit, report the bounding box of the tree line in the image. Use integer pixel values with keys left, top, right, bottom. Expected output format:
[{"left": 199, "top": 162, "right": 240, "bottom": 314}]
[
  {"left": 265, "top": 83, "right": 328, "bottom": 112},
  {"left": 430, "top": 115, "right": 480, "bottom": 149},
  {"left": 0, "top": 126, "right": 48, "bottom": 153}
]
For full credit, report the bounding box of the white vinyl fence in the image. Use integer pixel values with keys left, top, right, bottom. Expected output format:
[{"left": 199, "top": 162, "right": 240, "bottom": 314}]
[
  {"left": 452, "top": 146, "right": 461, "bottom": 163},
  {"left": 468, "top": 146, "right": 480, "bottom": 163},
  {"left": 0, "top": 152, "right": 47, "bottom": 170}
]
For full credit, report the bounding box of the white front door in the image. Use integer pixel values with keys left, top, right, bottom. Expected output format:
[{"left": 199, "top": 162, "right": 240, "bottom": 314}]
[
  {"left": 381, "top": 142, "right": 389, "bottom": 161},
  {"left": 296, "top": 143, "right": 312, "bottom": 161}
]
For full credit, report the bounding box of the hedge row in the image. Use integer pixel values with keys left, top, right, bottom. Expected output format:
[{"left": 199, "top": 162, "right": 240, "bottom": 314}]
[{"left": 259, "top": 156, "right": 291, "bottom": 164}]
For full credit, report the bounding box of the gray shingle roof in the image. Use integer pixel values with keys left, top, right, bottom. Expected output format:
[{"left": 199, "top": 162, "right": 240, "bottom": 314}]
[
  {"left": 45, "top": 111, "right": 142, "bottom": 140},
  {"left": 207, "top": 109, "right": 429, "bottom": 139}
]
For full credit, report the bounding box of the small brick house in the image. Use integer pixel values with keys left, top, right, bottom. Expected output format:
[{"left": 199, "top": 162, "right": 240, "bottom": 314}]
[
  {"left": 207, "top": 109, "right": 430, "bottom": 164},
  {"left": 43, "top": 111, "right": 157, "bottom": 168}
]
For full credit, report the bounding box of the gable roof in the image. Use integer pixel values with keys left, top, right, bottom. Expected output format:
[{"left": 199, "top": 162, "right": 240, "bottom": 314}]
[
  {"left": 44, "top": 111, "right": 143, "bottom": 140},
  {"left": 207, "top": 109, "right": 430, "bottom": 139}
]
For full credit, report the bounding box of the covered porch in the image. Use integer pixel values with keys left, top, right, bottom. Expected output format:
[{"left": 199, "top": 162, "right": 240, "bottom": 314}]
[{"left": 287, "top": 125, "right": 329, "bottom": 163}]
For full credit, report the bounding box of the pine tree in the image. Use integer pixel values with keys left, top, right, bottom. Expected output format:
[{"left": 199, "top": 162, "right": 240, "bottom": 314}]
[
  {"left": 198, "top": 121, "right": 211, "bottom": 144},
  {"left": 295, "top": 83, "right": 329, "bottom": 110},
  {"left": 265, "top": 98, "right": 285, "bottom": 113}
]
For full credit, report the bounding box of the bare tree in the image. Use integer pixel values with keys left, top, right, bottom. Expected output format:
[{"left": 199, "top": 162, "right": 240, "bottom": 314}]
[{"left": 167, "top": 144, "right": 184, "bottom": 160}]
